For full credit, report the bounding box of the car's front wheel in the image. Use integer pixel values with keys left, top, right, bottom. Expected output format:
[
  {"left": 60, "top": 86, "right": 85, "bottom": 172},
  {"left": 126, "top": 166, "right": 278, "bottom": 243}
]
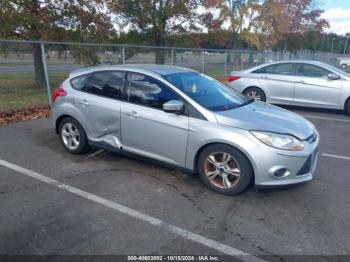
[
  {"left": 243, "top": 87, "right": 266, "bottom": 102},
  {"left": 345, "top": 99, "right": 350, "bottom": 116},
  {"left": 59, "top": 117, "right": 89, "bottom": 154},
  {"left": 197, "top": 144, "right": 253, "bottom": 195}
]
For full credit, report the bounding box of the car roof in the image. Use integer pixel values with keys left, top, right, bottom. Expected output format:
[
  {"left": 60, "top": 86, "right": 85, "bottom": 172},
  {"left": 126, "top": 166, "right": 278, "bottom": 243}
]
[
  {"left": 259, "top": 60, "right": 328, "bottom": 67},
  {"left": 69, "top": 64, "right": 196, "bottom": 78},
  {"left": 243, "top": 60, "right": 332, "bottom": 73}
]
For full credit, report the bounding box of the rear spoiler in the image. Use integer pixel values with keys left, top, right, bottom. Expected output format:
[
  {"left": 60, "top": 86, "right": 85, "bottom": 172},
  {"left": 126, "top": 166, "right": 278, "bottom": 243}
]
[{"left": 69, "top": 67, "right": 92, "bottom": 78}]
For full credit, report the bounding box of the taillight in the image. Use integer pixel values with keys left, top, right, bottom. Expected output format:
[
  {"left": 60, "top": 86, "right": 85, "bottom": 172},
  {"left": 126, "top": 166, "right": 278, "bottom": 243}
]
[
  {"left": 52, "top": 85, "right": 67, "bottom": 103},
  {"left": 227, "top": 76, "right": 241, "bottom": 82}
]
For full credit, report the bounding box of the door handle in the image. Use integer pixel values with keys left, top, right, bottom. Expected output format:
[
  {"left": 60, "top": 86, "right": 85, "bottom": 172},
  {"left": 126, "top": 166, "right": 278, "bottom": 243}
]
[
  {"left": 126, "top": 111, "right": 139, "bottom": 118},
  {"left": 79, "top": 99, "right": 89, "bottom": 106},
  {"left": 298, "top": 80, "right": 306, "bottom": 84},
  {"left": 261, "top": 76, "right": 269, "bottom": 79}
]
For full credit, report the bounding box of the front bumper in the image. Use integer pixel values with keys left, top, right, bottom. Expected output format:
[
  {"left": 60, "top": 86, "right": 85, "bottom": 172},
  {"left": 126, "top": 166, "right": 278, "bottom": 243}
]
[{"left": 250, "top": 133, "right": 319, "bottom": 187}]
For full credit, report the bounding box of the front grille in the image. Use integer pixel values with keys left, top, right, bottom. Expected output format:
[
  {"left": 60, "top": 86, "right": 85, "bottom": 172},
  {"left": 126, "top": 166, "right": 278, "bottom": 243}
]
[{"left": 296, "top": 150, "right": 318, "bottom": 176}]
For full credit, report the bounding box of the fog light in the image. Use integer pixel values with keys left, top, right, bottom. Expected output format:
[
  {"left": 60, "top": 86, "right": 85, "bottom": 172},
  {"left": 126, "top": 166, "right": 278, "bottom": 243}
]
[{"left": 274, "top": 168, "right": 291, "bottom": 178}]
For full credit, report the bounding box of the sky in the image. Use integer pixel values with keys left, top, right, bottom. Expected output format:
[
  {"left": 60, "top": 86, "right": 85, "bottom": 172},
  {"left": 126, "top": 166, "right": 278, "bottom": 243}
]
[{"left": 321, "top": 0, "right": 350, "bottom": 35}]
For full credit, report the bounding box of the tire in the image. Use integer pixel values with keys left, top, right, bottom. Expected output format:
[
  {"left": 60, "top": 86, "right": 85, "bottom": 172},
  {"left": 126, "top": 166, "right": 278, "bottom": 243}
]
[
  {"left": 58, "top": 117, "right": 89, "bottom": 154},
  {"left": 345, "top": 99, "right": 350, "bottom": 116},
  {"left": 341, "top": 64, "right": 348, "bottom": 69},
  {"left": 243, "top": 87, "right": 266, "bottom": 102},
  {"left": 197, "top": 144, "right": 253, "bottom": 195}
]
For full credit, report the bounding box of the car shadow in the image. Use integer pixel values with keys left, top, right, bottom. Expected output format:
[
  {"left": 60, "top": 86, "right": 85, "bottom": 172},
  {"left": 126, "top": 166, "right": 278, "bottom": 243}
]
[{"left": 255, "top": 181, "right": 309, "bottom": 195}]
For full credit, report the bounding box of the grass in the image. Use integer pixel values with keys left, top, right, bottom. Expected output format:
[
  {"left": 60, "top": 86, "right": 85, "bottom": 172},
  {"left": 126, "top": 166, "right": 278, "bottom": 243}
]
[
  {"left": 0, "top": 72, "right": 67, "bottom": 111},
  {"left": 204, "top": 67, "right": 228, "bottom": 79},
  {"left": 0, "top": 66, "right": 228, "bottom": 112}
]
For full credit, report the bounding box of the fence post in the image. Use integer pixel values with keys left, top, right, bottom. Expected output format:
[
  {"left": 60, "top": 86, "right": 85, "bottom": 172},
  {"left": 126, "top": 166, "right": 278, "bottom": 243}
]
[
  {"left": 171, "top": 48, "right": 174, "bottom": 65},
  {"left": 202, "top": 51, "right": 205, "bottom": 73},
  {"left": 224, "top": 52, "right": 227, "bottom": 77},
  {"left": 234, "top": 51, "right": 238, "bottom": 68},
  {"left": 121, "top": 46, "right": 125, "bottom": 64},
  {"left": 40, "top": 43, "right": 52, "bottom": 107}
]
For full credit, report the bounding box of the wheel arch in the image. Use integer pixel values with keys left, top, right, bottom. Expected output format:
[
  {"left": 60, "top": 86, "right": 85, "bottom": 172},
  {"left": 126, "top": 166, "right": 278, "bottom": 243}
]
[
  {"left": 55, "top": 114, "right": 80, "bottom": 134},
  {"left": 345, "top": 96, "right": 350, "bottom": 111},
  {"left": 193, "top": 142, "right": 256, "bottom": 181}
]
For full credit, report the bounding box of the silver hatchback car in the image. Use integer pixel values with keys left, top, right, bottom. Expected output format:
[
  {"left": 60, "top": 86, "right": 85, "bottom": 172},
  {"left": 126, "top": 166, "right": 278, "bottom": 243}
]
[
  {"left": 228, "top": 60, "right": 350, "bottom": 114},
  {"left": 52, "top": 65, "right": 319, "bottom": 195}
]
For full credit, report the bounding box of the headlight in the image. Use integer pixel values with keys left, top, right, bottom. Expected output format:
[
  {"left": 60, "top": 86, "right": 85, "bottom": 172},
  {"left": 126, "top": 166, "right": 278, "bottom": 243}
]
[{"left": 251, "top": 131, "right": 304, "bottom": 151}]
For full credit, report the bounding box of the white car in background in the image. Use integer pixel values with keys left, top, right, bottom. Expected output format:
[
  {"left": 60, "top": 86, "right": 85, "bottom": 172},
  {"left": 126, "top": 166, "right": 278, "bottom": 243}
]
[
  {"left": 227, "top": 60, "right": 350, "bottom": 115},
  {"left": 338, "top": 57, "right": 350, "bottom": 69}
]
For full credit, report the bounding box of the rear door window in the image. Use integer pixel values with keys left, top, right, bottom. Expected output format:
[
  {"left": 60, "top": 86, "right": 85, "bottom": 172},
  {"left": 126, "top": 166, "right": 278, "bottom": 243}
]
[
  {"left": 253, "top": 63, "right": 295, "bottom": 75},
  {"left": 85, "top": 71, "right": 125, "bottom": 99},
  {"left": 71, "top": 71, "right": 126, "bottom": 100}
]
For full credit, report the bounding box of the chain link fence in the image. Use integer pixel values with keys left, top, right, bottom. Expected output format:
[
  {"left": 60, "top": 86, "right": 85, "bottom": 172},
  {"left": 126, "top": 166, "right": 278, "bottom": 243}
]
[{"left": 0, "top": 39, "right": 349, "bottom": 113}]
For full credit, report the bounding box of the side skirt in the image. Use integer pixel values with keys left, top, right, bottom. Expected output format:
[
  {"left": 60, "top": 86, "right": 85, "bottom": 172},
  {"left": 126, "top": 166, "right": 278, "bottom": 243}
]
[{"left": 88, "top": 140, "right": 196, "bottom": 176}]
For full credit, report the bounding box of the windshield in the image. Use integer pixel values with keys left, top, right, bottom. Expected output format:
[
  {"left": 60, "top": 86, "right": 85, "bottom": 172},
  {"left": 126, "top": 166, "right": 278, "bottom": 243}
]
[{"left": 163, "top": 72, "right": 251, "bottom": 111}]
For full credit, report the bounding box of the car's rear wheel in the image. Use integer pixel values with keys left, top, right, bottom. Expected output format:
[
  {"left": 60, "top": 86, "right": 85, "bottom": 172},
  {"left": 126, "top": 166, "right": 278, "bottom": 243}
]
[
  {"left": 341, "top": 64, "right": 348, "bottom": 69},
  {"left": 243, "top": 87, "right": 266, "bottom": 102},
  {"left": 197, "top": 144, "right": 253, "bottom": 195},
  {"left": 59, "top": 117, "right": 89, "bottom": 154}
]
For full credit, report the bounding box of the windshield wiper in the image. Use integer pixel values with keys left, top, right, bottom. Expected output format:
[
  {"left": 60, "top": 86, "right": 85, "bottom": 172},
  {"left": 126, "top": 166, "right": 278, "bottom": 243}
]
[
  {"left": 234, "top": 98, "right": 254, "bottom": 109},
  {"left": 211, "top": 99, "right": 254, "bottom": 111}
]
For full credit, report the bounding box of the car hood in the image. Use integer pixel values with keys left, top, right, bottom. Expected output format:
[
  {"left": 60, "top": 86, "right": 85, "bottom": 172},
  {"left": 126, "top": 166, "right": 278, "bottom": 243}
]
[{"left": 215, "top": 101, "right": 315, "bottom": 140}]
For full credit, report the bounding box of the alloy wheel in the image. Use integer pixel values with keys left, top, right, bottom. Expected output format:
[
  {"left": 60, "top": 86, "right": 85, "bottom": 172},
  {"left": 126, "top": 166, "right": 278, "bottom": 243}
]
[
  {"left": 204, "top": 152, "right": 241, "bottom": 189},
  {"left": 247, "top": 90, "right": 261, "bottom": 100},
  {"left": 61, "top": 122, "right": 80, "bottom": 150}
]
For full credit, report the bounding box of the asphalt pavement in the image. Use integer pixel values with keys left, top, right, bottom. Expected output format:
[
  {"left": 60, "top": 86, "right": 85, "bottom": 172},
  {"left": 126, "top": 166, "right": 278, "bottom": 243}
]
[{"left": 0, "top": 107, "right": 349, "bottom": 261}]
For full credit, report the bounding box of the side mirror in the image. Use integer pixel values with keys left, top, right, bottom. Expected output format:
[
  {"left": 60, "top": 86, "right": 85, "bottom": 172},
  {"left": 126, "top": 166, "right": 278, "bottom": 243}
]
[
  {"left": 163, "top": 100, "right": 184, "bottom": 114},
  {"left": 328, "top": 73, "right": 340, "bottom": 80}
]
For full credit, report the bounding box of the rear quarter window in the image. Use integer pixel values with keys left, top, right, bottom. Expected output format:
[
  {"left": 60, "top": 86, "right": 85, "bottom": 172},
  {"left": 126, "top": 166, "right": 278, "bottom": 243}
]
[{"left": 70, "top": 74, "right": 90, "bottom": 90}]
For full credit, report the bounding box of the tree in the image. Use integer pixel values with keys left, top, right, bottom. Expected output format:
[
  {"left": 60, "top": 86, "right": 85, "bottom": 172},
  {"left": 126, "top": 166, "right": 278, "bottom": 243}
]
[
  {"left": 192, "top": 0, "right": 329, "bottom": 51},
  {"left": 219, "top": 0, "right": 259, "bottom": 34},
  {"left": 0, "top": 0, "right": 113, "bottom": 88},
  {"left": 241, "top": 0, "right": 289, "bottom": 50},
  {"left": 204, "top": 0, "right": 258, "bottom": 49},
  {"left": 280, "top": 0, "right": 328, "bottom": 52},
  {"left": 107, "top": 0, "right": 218, "bottom": 64},
  {"left": 239, "top": 0, "right": 328, "bottom": 51}
]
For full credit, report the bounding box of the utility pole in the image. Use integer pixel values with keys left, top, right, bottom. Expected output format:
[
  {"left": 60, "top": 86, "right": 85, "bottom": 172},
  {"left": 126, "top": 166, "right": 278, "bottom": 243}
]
[
  {"left": 343, "top": 33, "right": 350, "bottom": 55},
  {"left": 320, "top": 34, "right": 325, "bottom": 52}
]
